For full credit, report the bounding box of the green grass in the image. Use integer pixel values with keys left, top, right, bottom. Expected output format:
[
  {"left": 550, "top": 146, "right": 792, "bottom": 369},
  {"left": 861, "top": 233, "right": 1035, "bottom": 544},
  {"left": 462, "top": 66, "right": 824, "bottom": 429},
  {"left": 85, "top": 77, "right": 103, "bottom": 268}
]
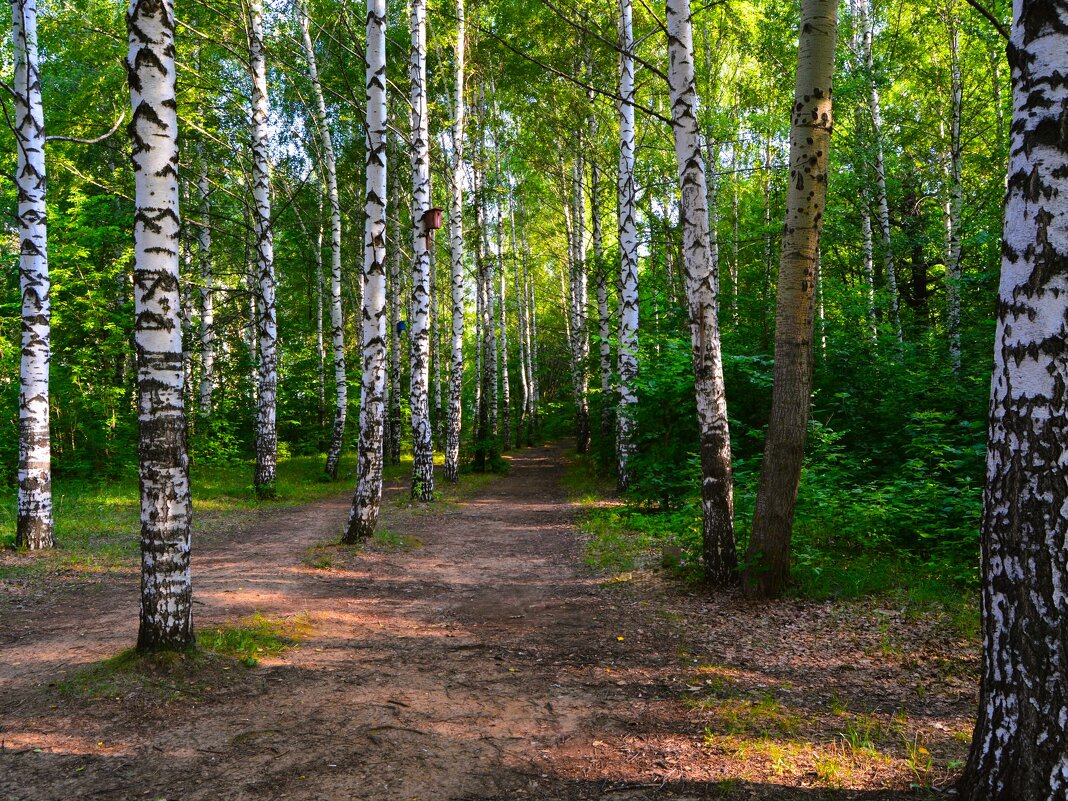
[
  {"left": 0, "top": 453, "right": 359, "bottom": 579},
  {"left": 197, "top": 611, "right": 312, "bottom": 666}
]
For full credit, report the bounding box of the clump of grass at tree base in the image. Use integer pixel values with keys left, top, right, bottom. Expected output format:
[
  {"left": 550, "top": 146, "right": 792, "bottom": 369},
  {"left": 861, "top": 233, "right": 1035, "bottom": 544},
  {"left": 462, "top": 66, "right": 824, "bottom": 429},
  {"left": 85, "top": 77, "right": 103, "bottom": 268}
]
[
  {"left": 0, "top": 452, "right": 359, "bottom": 578},
  {"left": 197, "top": 611, "right": 312, "bottom": 666},
  {"left": 58, "top": 647, "right": 239, "bottom": 704}
]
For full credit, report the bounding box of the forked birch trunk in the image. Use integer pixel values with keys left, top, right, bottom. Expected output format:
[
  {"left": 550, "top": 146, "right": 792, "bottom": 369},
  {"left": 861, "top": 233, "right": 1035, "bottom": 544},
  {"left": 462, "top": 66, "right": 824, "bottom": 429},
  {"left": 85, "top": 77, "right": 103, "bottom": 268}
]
[
  {"left": 12, "top": 0, "right": 52, "bottom": 550},
  {"left": 616, "top": 0, "right": 639, "bottom": 489},
  {"left": 960, "top": 5, "right": 1068, "bottom": 798},
  {"left": 344, "top": 0, "right": 388, "bottom": 542},
  {"left": 299, "top": 0, "right": 347, "bottom": 478},
  {"left": 745, "top": 0, "right": 838, "bottom": 599},
  {"left": 666, "top": 0, "right": 738, "bottom": 586},
  {"left": 127, "top": 0, "right": 193, "bottom": 650},
  {"left": 249, "top": 0, "right": 278, "bottom": 497}
]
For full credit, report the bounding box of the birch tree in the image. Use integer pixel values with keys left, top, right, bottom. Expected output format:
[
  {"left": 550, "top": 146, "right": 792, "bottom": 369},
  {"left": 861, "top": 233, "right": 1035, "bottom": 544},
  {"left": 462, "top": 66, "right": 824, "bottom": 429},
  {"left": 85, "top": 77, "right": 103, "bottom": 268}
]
[
  {"left": 960, "top": 4, "right": 1068, "bottom": 797},
  {"left": 444, "top": 0, "right": 465, "bottom": 483},
  {"left": 666, "top": 0, "right": 736, "bottom": 586},
  {"left": 196, "top": 153, "right": 214, "bottom": 417},
  {"left": 344, "top": 0, "right": 388, "bottom": 542},
  {"left": 12, "top": 0, "right": 52, "bottom": 550},
  {"left": 942, "top": 2, "right": 964, "bottom": 373},
  {"left": 570, "top": 151, "right": 591, "bottom": 455},
  {"left": 616, "top": 0, "right": 639, "bottom": 490},
  {"left": 408, "top": 0, "right": 435, "bottom": 499},
  {"left": 127, "top": 0, "right": 193, "bottom": 650},
  {"left": 745, "top": 0, "right": 838, "bottom": 599},
  {"left": 299, "top": 0, "right": 347, "bottom": 479},
  {"left": 249, "top": 0, "right": 278, "bottom": 498}
]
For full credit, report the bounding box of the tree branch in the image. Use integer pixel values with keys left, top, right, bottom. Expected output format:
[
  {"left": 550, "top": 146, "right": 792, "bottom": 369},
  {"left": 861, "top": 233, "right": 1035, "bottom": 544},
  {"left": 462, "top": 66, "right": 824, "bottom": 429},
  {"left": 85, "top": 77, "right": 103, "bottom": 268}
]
[
  {"left": 964, "top": 0, "right": 1009, "bottom": 41},
  {"left": 46, "top": 110, "right": 125, "bottom": 145}
]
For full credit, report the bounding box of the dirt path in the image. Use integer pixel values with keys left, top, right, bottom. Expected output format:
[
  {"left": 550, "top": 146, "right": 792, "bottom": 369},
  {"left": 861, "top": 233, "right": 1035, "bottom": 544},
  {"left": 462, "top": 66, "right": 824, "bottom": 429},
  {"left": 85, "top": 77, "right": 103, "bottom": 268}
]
[{"left": 0, "top": 444, "right": 972, "bottom": 800}]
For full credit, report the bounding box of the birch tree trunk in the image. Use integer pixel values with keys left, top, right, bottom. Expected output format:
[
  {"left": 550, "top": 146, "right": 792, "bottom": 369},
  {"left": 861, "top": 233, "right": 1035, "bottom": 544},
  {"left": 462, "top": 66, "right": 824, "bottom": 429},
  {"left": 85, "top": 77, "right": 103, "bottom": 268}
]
[
  {"left": 300, "top": 0, "right": 347, "bottom": 479},
  {"left": 344, "top": 0, "right": 388, "bottom": 543},
  {"left": 12, "top": 0, "right": 52, "bottom": 550},
  {"left": 409, "top": 0, "right": 435, "bottom": 500},
  {"left": 196, "top": 153, "right": 215, "bottom": 418},
  {"left": 526, "top": 262, "right": 541, "bottom": 436},
  {"left": 960, "top": 5, "right": 1068, "bottom": 797},
  {"left": 570, "top": 152, "right": 591, "bottom": 454},
  {"left": 493, "top": 140, "right": 512, "bottom": 452},
  {"left": 249, "top": 0, "right": 278, "bottom": 498},
  {"left": 315, "top": 191, "right": 325, "bottom": 426},
  {"left": 444, "top": 0, "right": 465, "bottom": 483},
  {"left": 388, "top": 234, "right": 402, "bottom": 465},
  {"left": 592, "top": 156, "right": 613, "bottom": 445},
  {"left": 127, "top": 0, "right": 193, "bottom": 650},
  {"left": 509, "top": 196, "right": 529, "bottom": 445},
  {"left": 666, "top": 0, "right": 737, "bottom": 586},
  {"left": 848, "top": 0, "right": 878, "bottom": 345},
  {"left": 744, "top": 0, "right": 838, "bottom": 599},
  {"left": 616, "top": 0, "right": 639, "bottom": 490},
  {"left": 858, "top": 0, "right": 903, "bottom": 347},
  {"left": 943, "top": 3, "right": 963, "bottom": 373}
]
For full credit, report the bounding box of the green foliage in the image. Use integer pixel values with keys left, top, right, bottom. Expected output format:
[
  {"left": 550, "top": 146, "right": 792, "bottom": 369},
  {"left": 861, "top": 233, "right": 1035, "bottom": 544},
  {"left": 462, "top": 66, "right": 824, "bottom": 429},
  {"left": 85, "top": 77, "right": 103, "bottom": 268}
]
[{"left": 197, "top": 612, "right": 311, "bottom": 667}]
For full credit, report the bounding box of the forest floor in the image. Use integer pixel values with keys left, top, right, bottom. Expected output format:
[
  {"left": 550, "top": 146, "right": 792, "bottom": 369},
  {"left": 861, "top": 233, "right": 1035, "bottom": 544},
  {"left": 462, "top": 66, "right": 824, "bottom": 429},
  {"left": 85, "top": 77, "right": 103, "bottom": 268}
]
[{"left": 0, "top": 442, "right": 977, "bottom": 800}]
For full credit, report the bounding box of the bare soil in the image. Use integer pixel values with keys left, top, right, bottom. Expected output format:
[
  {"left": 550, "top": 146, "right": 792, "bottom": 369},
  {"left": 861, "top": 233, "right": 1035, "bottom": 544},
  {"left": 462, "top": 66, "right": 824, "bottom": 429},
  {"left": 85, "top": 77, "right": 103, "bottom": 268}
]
[{"left": 0, "top": 443, "right": 976, "bottom": 800}]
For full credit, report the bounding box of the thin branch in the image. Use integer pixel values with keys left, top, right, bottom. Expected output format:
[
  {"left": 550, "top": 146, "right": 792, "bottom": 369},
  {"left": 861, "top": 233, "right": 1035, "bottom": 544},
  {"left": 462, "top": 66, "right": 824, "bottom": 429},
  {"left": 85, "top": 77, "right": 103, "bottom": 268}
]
[
  {"left": 963, "top": 0, "right": 1010, "bottom": 41},
  {"left": 46, "top": 110, "right": 125, "bottom": 145}
]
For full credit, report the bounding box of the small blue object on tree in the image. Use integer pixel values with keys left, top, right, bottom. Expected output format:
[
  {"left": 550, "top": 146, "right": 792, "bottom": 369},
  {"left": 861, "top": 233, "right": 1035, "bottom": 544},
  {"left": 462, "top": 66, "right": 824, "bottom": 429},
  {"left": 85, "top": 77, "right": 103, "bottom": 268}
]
[{"left": 397, "top": 320, "right": 407, "bottom": 335}]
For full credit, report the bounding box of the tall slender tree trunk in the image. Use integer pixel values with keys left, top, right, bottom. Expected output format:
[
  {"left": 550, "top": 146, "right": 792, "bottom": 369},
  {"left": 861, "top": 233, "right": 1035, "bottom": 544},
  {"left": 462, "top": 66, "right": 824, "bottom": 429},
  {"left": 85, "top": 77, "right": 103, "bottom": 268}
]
[
  {"left": 592, "top": 156, "right": 612, "bottom": 445},
  {"left": 490, "top": 113, "right": 511, "bottom": 452},
  {"left": 666, "top": 0, "right": 737, "bottom": 587},
  {"left": 344, "top": 0, "right": 388, "bottom": 543},
  {"left": 408, "top": 0, "right": 435, "bottom": 500},
  {"left": 761, "top": 130, "right": 773, "bottom": 349},
  {"left": 196, "top": 153, "right": 215, "bottom": 418},
  {"left": 616, "top": 0, "right": 639, "bottom": 490},
  {"left": 961, "top": 6, "right": 1068, "bottom": 796},
  {"left": 943, "top": 3, "right": 963, "bottom": 373},
  {"left": 570, "top": 152, "right": 591, "bottom": 454},
  {"left": 729, "top": 138, "right": 740, "bottom": 329},
  {"left": 744, "top": 0, "right": 838, "bottom": 599},
  {"left": 127, "top": 0, "right": 193, "bottom": 650},
  {"left": 300, "top": 0, "right": 347, "bottom": 479},
  {"left": 858, "top": 0, "right": 903, "bottom": 347},
  {"left": 848, "top": 0, "right": 878, "bottom": 345},
  {"left": 249, "top": 0, "right": 278, "bottom": 497},
  {"left": 444, "top": 0, "right": 465, "bottom": 483},
  {"left": 526, "top": 261, "right": 541, "bottom": 437},
  {"left": 12, "top": 0, "right": 52, "bottom": 550},
  {"left": 388, "top": 231, "right": 402, "bottom": 465},
  {"left": 314, "top": 190, "right": 325, "bottom": 426},
  {"left": 430, "top": 239, "right": 441, "bottom": 446},
  {"left": 509, "top": 196, "right": 529, "bottom": 446}
]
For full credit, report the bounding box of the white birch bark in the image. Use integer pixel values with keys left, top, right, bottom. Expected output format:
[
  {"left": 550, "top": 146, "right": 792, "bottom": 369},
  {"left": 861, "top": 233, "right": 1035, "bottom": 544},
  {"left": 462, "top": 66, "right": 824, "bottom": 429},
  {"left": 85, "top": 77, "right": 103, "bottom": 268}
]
[
  {"left": 570, "top": 152, "right": 591, "bottom": 454},
  {"left": 249, "top": 0, "right": 277, "bottom": 496},
  {"left": 509, "top": 196, "right": 530, "bottom": 445},
  {"left": 315, "top": 192, "right": 325, "bottom": 423},
  {"left": 666, "top": 0, "right": 736, "bottom": 586},
  {"left": 592, "top": 150, "right": 612, "bottom": 445},
  {"left": 300, "top": 0, "right": 347, "bottom": 478},
  {"left": 492, "top": 129, "right": 511, "bottom": 452},
  {"left": 848, "top": 0, "right": 878, "bottom": 344},
  {"left": 962, "top": 5, "right": 1068, "bottom": 797},
  {"left": 616, "top": 0, "right": 639, "bottom": 490},
  {"left": 526, "top": 260, "right": 540, "bottom": 435},
  {"left": 12, "top": 0, "right": 52, "bottom": 550},
  {"left": 196, "top": 153, "right": 214, "bottom": 418},
  {"left": 345, "top": 0, "right": 388, "bottom": 542},
  {"left": 857, "top": 0, "right": 903, "bottom": 346},
  {"left": 409, "top": 0, "right": 434, "bottom": 499},
  {"left": 943, "top": 4, "right": 964, "bottom": 373},
  {"left": 127, "top": 0, "right": 192, "bottom": 650},
  {"left": 444, "top": 0, "right": 465, "bottom": 482},
  {"left": 388, "top": 232, "right": 402, "bottom": 465}
]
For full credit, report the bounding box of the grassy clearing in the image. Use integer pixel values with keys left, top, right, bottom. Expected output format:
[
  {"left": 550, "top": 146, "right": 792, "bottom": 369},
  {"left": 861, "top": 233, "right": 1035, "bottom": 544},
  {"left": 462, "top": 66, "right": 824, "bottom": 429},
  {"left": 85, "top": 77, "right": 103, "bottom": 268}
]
[{"left": 0, "top": 453, "right": 358, "bottom": 579}]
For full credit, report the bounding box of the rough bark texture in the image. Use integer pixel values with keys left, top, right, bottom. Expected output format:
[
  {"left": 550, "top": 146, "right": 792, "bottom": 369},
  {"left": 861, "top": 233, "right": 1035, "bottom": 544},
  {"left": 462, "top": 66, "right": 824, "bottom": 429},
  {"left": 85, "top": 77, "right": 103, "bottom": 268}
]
[
  {"left": 12, "top": 0, "right": 53, "bottom": 550},
  {"left": 492, "top": 120, "right": 512, "bottom": 453},
  {"left": 408, "top": 0, "right": 435, "bottom": 500},
  {"left": 127, "top": 0, "right": 193, "bottom": 650},
  {"left": 943, "top": 4, "right": 964, "bottom": 373},
  {"left": 249, "top": 0, "right": 278, "bottom": 497},
  {"left": 745, "top": 0, "right": 838, "bottom": 599},
  {"left": 616, "top": 0, "right": 639, "bottom": 491},
  {"left": 345, "top": 0, "right": 388, "bottom": 543},
  {"left": 510, "top": 197, "right": 529, "bottom": 445},
  {"left": 666, "top": 0, "right": 737, "bottom": 587},
  {"left": 960, "top": 5, "right": 1068, "bottom": 799},
  {"left": 300, "top": 0, "right": 347, "bottom": 479},
  {"left": 592, "top": 157, "right": 613, "bottom": 446},
  {"left": 444, "top": 0, "right": 465, "bottom": 483}
]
